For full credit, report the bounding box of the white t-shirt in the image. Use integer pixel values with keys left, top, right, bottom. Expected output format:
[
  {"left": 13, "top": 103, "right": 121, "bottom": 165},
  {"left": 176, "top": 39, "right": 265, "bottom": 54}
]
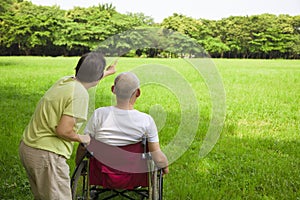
[{"left": 84, "top": 106, "right": 159, "bottom": 146}]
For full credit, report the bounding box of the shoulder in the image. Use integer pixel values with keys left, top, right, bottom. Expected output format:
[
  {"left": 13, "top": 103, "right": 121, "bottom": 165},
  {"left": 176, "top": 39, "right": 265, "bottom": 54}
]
[
  {"left": 95, "top": 106, "right": 112, "bottom": 112},
  {"left": 55, "top": 76, "right": 88, "bottom": 95},
  {"left": 133, "top": 110, "right": 155, "bottom": 122},
  {"left": 94, "top": 106, "right": 112, "bottom": 115},
  {"left": 57, "top": 76, "right": 75, "bottom": 85}
]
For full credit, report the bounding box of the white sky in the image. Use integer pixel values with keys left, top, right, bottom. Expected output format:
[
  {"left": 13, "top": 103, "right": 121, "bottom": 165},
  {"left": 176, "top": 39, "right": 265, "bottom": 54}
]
[{"left": 30, "top": 0, "right": 300, "bottom": 22}]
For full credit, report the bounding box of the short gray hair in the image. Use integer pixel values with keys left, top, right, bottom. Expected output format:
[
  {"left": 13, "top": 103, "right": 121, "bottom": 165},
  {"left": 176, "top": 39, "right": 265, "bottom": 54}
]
[
  {"left": 75, "top": 52, "right": 106, "bottom": 82},
  {"left": 114, "top": 72, "right": 140, "bottom": 99}
]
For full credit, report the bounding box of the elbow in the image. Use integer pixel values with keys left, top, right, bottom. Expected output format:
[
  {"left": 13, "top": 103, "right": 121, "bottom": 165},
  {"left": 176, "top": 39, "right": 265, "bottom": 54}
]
[
  {"left": 55, "top": 126, "right": 64, "bottom": 137},
  {"left": 55, "top": 126, "right": 72, "bottom": 139}
]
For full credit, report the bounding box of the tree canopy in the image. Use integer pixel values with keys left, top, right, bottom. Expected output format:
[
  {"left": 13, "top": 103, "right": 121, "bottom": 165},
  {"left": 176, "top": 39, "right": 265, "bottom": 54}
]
[{"left": 0, "top": 1, "right": 299, "bottom": 58}]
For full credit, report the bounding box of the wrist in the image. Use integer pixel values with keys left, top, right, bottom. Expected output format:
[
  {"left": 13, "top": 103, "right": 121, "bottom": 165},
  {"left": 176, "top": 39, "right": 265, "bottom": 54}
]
[{"left": 77, "top": 134, "right": 84, "bottom": 143}]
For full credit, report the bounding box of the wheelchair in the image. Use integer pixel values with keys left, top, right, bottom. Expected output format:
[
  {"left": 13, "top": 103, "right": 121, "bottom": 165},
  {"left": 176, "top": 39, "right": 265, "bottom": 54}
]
[{"left": 71, "top": 136, "right": 164, "bottom": 200}]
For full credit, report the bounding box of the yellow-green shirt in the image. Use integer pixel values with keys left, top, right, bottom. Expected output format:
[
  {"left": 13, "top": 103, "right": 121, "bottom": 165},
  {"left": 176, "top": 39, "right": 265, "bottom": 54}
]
[{"left": 22, "top": 76, "right": 89, "bottom": 159}]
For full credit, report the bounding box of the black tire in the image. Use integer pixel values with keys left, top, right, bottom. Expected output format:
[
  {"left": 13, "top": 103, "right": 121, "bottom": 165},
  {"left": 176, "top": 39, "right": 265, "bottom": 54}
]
[
  {"left": 152, "top": 169, "right": 163, "bottom": 200},
  {"left": 158, "top": 169, "right": 163, "bottom": 200}
]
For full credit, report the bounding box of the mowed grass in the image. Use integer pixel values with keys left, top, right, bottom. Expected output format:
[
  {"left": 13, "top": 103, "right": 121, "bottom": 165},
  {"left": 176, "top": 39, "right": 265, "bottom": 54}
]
[{"left": 0, "top": 56, "right": 299, "bottom": 199}]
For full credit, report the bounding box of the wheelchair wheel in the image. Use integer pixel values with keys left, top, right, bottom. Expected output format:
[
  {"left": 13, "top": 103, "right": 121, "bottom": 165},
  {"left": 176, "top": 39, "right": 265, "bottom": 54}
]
[
  {"left": 71, "top": 160, "right": 89, "bottom": 200},
  {"left": 148, "top": 161, "right": 163, "bottom": 200}
]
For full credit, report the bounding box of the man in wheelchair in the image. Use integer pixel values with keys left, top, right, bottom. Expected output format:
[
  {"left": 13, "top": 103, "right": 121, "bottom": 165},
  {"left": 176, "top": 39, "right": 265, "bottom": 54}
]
[{"left": 73, "top": 72, "right": 169, "bottom": 199}]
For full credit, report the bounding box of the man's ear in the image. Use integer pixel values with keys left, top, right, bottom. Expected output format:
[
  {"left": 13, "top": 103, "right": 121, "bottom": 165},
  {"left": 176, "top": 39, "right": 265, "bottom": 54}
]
[
  {"left": 111, "top": 85, "right": 115, "bottom": 94},
  {"left": 136, "top": 88, "right": 141, "bottom": 97}
]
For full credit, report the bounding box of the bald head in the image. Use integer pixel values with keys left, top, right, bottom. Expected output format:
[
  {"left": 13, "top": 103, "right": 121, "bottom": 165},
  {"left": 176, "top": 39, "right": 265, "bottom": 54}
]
[{"left": 113, "top": 72, "right": 140, "bottom": 100}]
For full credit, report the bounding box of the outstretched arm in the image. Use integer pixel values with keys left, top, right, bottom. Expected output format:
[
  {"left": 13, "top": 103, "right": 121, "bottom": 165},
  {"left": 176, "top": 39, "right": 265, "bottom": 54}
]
[{"left": 103, "top": 59, "right": 117, "bottom": 78}]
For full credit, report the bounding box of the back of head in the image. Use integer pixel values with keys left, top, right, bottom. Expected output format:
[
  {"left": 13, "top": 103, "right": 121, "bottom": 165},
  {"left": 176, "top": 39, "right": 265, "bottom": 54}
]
[
  {"left": 114, "top": 72, "right": 140, "bottom": 99},
  {"left": 75, "top": 52, "right": 106, "bottom": 83}
]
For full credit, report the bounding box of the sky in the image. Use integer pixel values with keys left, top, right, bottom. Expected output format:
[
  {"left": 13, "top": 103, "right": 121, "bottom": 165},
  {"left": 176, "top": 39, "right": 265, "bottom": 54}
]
[{"left": 30, "top": 0, "right": 300, "bottom": 22}]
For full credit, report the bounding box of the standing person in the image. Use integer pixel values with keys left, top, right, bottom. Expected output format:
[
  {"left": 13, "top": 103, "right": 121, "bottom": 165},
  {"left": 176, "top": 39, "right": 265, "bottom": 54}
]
[
  {"left": 19, "top": 52, "right": 116, "bottom": 200},
  {"left": 77, "top": 72, "right": 169, "bottom": 174}
]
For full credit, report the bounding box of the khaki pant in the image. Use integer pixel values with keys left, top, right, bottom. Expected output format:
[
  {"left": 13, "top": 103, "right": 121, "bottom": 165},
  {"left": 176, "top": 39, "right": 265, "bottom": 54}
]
[{"left": 19, "top": 141, "right": 72, "bottom": 200}]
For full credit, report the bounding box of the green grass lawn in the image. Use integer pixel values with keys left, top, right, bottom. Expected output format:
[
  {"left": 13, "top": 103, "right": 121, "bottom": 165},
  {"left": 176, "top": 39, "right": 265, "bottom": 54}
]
[{"left": 0, "top": 57, "right": 299, "bottom": 199}]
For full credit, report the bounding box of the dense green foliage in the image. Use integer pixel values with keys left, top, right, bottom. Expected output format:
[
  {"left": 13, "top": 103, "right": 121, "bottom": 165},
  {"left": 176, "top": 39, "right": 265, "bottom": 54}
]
[
  {"left": 0, "top": 1, "right": 153, "bottom": 56},
  {"left": 162, "top": 13, "right": 300, "bottom": 59},
  {"left": 0, "top": 57, "right": 299, "bottom": 199},
  {"left": 0, "top": 1, "right": 299, "bottom": 58}
]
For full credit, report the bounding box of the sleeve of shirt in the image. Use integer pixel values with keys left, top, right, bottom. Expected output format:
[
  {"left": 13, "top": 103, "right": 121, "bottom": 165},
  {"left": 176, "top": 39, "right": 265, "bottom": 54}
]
[
  {"left": 84, "top": 111, "right": 97, "bottom": 138},
  {"left": 63, "top": 86, "right": 89, "bottom": 123},
  {"left": 146, "top": 115, "right": 159, "bottom": 143}
]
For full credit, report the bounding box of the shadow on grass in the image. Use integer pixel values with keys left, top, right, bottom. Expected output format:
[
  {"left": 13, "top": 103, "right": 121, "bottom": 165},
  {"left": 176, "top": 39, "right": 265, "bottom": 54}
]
[{"left": 0, "top": 60, "right": 18, "bottom": 67}]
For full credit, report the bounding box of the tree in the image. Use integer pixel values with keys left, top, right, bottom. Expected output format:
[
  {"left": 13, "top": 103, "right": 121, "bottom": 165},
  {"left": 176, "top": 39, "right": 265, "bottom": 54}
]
[
  {"left": 291, "top": 15, "right": 300, "bottom": 58},
  {"left": 0, "top": 1, "right": 299, "bottom": 58},
  {"left": 215, "top": 16, "right": 253, "bottom": 58},
  {"left": 0, "top": 1, "right": 65, "bottom": 55},
  {"left": 203, "top": 37, "right": 230, "bottom": 58},
  {"left": 196, "top": 19, "right": 229, "bottom": 58},
  {"left": 55, "top": 4, "right": 151, "bottom": 55},
  {"left": 126, "top": 12, "right": 155, "bottom": 26},
  {"left": 248, "top": 14, "right": 298, "bottom": 59},
  {"left": 161, "top": 13, "right": 202, "bottom": 38},
  {"left": 0, "top": 0, "right": 20, "bottom": 14}
]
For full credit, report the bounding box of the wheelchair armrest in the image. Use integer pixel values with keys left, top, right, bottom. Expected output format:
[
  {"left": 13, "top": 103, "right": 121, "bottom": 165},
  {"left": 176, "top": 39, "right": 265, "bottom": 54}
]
[{"left": 142, "top": 152, "right": 152, "bottom": 160}]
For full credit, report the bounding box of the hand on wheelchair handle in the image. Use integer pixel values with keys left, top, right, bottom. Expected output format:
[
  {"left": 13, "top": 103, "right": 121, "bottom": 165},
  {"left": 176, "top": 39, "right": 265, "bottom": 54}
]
[
  {"left": 78, "top": 134, "right": 91, "bottom": 145},
  {"left": 162, "top": 166, "right": 169, "bottom": 175}
]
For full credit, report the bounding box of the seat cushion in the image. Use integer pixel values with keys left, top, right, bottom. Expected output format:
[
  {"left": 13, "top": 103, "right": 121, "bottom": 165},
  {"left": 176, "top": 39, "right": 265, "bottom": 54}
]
[{"left": 89, "top": 156, "right": 148, "bottom": 189}]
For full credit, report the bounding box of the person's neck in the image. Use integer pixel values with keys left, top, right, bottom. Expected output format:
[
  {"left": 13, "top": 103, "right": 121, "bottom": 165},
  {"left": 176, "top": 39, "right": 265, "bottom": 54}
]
[
  {"left": 73, "top": 77, "right": 97, "bottom": 90},
  {"left": 115, "top": 99, "right": 135, "bottom": 110},
  {"left": 115, "top": 104, "right": 134, "bottom": 110}
]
